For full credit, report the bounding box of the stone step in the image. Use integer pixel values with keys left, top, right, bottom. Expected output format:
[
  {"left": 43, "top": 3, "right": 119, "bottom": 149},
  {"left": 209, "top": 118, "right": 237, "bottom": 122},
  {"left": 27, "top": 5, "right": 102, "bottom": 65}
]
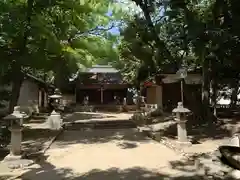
[
  {"left": 64, "top": 120, "right": 136, "bottom": 130},
  {"left": 75, "top": 105, "right": 122, "bottom": 112}
]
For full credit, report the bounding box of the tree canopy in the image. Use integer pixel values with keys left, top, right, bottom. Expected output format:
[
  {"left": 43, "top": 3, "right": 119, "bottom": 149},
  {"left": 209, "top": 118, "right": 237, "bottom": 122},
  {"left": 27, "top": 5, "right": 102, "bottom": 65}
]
[
  {"left": 0, "top": 0, "right": 128, "bottom": 111},
  {"left": 115, "top": 0, "right": 240, "bottom": 121}
]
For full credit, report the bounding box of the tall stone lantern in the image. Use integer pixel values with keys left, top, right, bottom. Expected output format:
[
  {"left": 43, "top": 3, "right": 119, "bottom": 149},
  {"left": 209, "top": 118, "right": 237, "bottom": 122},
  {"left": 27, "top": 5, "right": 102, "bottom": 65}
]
[
  {"left": 3, "top": 106, "right": 27, "bottom": 159},
  {"left": 48, "top": 88, "right": 63, "bottom": 130},
  {"left": 172, "top": 102, "right": 191, "bottom": 145}
]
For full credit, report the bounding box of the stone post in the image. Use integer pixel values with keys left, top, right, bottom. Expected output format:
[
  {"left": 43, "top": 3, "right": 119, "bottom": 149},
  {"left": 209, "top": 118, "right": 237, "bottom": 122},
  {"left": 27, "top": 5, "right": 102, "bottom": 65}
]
[{"left": 172, "top": 102, "right": 191, "bottom": 146}]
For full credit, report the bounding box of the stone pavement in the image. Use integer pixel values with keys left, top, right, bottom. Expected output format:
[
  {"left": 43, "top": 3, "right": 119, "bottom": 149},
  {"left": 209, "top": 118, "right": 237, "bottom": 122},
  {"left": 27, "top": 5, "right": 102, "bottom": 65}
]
[
  {"left": 14, "top": 112, "right": 200, "bottom": 180},
  {"left": 0, "top": 112, "right": 233, "bottom": 179},
  {"left": 19, "top": 128, "right": 194, "bottom": 180}
]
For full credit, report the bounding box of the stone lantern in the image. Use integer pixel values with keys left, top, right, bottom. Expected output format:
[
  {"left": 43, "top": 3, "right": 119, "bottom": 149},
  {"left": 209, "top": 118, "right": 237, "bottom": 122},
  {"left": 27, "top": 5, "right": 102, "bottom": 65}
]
[
  {"left": 47, "top": 88, "right": 63, "bottom": 130},
  {"left": 3, "top": 106, "right": 27, "bottom": 159},
  {"left": 49, "top": 88, "right": 62, "bottom": 111},
  {"left": 172, "top": 102, "right": 191, "bottom": 145}
]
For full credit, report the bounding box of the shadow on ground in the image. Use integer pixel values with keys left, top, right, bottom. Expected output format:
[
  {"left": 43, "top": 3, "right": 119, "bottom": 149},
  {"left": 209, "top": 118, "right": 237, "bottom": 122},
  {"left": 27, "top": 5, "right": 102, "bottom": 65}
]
[
  {"left": 52, "top": 128, "right": 148, "bottom": 148},
  {"left": 23, "top": 128, "right": 59, "bottom": 140},
  {"left": 63, "top": 112, "right": 116, "bottom": 123},
  {"left": 21, "top": 128, "right": 60, "bottom": 157},
  {"left": 19, "top": 154, "right": 230, "bottom": 180}
]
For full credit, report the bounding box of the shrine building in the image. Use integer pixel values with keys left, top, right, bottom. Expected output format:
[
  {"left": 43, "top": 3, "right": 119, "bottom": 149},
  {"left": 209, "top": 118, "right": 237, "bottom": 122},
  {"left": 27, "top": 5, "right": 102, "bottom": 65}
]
[{"left": 74, "top": 65, "right": 130, "bottom": 105}]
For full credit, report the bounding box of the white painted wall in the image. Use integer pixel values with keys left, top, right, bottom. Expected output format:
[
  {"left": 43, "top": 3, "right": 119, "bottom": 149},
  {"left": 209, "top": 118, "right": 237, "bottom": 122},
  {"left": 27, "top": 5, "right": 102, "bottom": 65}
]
[{"left": 17, "top": 80, "right": 39, "bottom": 106}]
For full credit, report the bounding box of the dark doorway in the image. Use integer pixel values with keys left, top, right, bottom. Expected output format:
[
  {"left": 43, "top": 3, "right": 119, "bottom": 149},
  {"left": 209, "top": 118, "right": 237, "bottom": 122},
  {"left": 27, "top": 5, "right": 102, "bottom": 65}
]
[
  {"left": 162, "top": 82, "right": 181, "bottom": 112},
  {"left": 76, "top": 89, "right": 101, "bottom": 104}
]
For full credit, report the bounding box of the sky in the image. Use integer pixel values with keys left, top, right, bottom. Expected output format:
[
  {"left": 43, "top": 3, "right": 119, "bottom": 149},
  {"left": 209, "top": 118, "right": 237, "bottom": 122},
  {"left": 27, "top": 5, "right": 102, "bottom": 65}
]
[
  {"left": 106, "top": 0, "right": 142, "bottom": 36},
  {"left": 108, "top": 27, "right": 120, "bottom": 35}
]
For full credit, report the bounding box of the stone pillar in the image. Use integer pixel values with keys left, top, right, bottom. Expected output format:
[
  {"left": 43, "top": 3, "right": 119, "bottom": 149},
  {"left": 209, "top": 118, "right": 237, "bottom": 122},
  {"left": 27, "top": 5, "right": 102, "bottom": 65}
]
[{"left": 9, "top": 127, "right": 23, "bottom": 156}]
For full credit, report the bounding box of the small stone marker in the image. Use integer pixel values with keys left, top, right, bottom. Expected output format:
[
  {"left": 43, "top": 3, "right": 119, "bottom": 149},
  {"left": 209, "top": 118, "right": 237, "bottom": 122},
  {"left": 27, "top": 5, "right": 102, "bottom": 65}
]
[
  {"left": 47, "top": 110, "right": 62, "bottom": 130},
  {"left": 230, "top": 134, "right": 240, "bottom": 147}
]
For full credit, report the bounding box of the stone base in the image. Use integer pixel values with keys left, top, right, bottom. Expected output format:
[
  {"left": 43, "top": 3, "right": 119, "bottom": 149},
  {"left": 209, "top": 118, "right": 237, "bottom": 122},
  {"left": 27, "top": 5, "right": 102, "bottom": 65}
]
[
  {"left": 3, "top": 154, "right": 22, "bottom": 161},
  {"left": 176, "top": 140, "right": 192, "bottom": 147},
  {"left": 2, "top": 154, "right": 34, "bottom": 169}
]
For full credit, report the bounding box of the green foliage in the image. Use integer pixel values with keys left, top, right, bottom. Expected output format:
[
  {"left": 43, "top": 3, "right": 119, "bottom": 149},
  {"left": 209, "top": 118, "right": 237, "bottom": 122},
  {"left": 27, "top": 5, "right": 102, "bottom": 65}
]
[
  {"left": 0, "top": 0, "right": 125, "bottom": 90},
  {"left": 117, "top": 0, "right": 240, "bottom": 86}
]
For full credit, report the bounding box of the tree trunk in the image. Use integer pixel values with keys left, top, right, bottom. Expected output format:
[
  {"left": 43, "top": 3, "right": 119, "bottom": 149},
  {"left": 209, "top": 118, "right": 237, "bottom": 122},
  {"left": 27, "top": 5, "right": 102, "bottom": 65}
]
[
  {"left": 202, "top": 56, "right": 211, "bottom": 122},
  {"left": 211, "top": 79, "right": 217, "bottom": 116},
  {"left": 210, "top": 57, "right": 217, "bottom": 117},
  {"left": 136, "top": 85, "right": 142, "bottom": 110},
  {"left": 137, "top": 0, "right": 173, "bottom": 62},
  {"left": 9, "top": 67, "right": 24, "bottom": 113},
  {"left": 8, "top": 0, "right": 34, "bottom": 112}
]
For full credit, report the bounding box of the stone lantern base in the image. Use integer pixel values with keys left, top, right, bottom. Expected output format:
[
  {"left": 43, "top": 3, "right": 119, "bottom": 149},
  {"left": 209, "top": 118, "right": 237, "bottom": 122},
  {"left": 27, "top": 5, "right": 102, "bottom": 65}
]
[
  {"left": 3, "top": 154, "right": 22, "bottom": 161},
  {"left": 2, "top": 127, "right": 34, "bottom": 169},
  {"left": 176, "top": 140, "right": 192, "bottom": 147},
  {"left": 3, "top": 156, "right": 34, "bottom": 169}
]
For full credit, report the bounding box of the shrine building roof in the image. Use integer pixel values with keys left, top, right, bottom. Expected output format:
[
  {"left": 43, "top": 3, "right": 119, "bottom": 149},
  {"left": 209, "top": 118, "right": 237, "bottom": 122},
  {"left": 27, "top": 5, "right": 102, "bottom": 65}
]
[{"left": 84, "top": 65, "right": 119, "bottom": 73}]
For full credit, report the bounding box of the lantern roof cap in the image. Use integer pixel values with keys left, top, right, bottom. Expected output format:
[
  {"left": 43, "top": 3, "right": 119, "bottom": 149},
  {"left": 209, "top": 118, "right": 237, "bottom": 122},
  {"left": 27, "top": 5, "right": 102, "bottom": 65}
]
[
  {"left": 172, "top": 102, "right": 191, "bottom": 113},
  {"left": 3, "top": 106, "right": 27, "bottom": 120}
]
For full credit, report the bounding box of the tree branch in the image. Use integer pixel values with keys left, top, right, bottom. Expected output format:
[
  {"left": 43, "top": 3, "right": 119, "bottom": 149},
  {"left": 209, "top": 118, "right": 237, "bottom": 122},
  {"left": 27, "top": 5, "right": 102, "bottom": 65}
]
[
  {"left": 132, "top": 0, "right": 173, "bottom": 62},
  {"left": 68, "top": 23, "right": 116, "bottom": 42}
]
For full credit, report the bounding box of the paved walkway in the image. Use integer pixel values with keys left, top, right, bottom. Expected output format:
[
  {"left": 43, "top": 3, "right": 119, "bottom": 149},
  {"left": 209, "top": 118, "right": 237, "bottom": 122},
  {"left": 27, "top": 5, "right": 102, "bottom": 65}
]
[
  {"left": 20, "top": 130, "right": 189, "bottom": 179},
  {"left": 17, "top": 112, "right": 197, "bottom": 179}
]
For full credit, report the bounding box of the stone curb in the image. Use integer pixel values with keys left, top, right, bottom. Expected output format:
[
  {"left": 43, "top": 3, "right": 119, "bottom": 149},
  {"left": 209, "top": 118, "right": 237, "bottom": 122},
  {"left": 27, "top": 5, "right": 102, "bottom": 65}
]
[{"left": 5, "top": 127, "right": 64, "bottom": 180}]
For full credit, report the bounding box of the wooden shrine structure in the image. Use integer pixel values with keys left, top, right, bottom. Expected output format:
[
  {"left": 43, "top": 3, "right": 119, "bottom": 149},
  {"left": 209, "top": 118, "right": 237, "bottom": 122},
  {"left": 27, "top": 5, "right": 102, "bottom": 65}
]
[{"left": 75, "top": 65, "right": 130, "bottom": 105}]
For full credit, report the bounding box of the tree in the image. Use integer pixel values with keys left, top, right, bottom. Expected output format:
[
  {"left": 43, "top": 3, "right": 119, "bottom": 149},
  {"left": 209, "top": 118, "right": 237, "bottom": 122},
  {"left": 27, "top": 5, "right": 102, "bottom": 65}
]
[
  {"left": 0, "top": 0, "right": 123, "bottom": 112},
  {"left": 118, "top": 0, "right": 240, "bottom": 122}
]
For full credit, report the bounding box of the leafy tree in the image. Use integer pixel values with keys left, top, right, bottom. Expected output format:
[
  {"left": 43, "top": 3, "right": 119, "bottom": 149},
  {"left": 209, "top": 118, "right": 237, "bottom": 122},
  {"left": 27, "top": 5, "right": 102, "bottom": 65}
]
[
  {"left": 118, "top": 0, "right": 240, "bottom": 122},
  {"left": 0, "top": 0, "right": 124, "bottom": 112}
]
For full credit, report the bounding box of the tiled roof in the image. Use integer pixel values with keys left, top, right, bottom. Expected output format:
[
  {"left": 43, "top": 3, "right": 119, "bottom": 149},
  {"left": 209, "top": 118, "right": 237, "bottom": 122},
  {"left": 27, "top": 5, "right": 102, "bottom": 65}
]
[{"left": 85, "top": 65, "right": 119, "bottom": 73}]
